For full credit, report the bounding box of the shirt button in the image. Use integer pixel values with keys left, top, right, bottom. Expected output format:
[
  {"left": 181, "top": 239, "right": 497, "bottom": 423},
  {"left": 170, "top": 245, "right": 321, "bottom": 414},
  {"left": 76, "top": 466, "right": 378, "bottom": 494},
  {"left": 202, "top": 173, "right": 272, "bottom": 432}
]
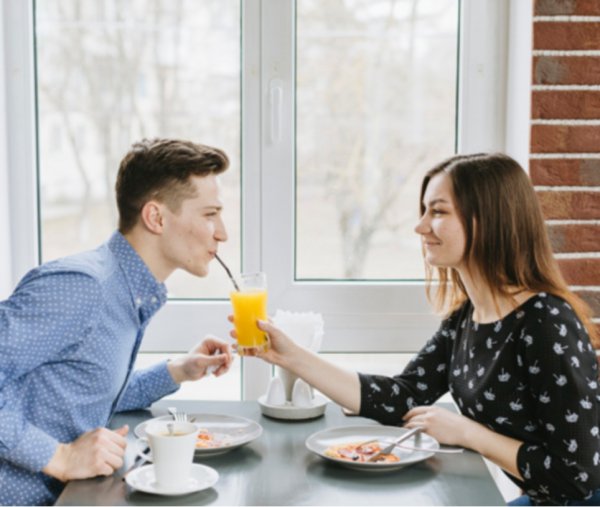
[
  {"left": 135, "top": 297, "right": 142, "bottom": 307},
  {"left": 151, "top": 297, "right": 157, "bottom": 304}
]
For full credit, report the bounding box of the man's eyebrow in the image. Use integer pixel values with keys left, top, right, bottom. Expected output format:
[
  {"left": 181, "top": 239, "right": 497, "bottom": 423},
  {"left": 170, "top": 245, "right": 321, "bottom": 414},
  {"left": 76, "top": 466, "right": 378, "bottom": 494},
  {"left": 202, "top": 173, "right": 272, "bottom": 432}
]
[{"left": 203, "top": 205, "right": 223, "bottom": 210}]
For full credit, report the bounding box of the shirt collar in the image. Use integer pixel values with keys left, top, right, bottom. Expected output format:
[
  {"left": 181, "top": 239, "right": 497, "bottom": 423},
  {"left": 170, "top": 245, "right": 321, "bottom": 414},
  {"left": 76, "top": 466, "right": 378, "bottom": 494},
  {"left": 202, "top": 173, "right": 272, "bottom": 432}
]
[{"left": 107, "top": 231, "right": 167, "bottom": 322}]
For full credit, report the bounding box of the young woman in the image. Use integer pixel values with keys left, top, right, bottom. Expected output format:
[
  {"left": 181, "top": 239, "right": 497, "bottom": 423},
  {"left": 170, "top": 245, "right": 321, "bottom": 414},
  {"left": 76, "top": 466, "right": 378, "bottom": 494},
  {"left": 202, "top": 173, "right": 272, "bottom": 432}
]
[{"left": 236, "top": 153, "right": 600, "bottom": 505}]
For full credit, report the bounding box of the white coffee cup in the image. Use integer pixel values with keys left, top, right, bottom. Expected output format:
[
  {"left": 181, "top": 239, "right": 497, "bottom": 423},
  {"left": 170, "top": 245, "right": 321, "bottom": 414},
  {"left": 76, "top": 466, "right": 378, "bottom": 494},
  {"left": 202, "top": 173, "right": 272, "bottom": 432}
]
[{"left": 137, "top": 421, "right": 198, "bottom": 490}]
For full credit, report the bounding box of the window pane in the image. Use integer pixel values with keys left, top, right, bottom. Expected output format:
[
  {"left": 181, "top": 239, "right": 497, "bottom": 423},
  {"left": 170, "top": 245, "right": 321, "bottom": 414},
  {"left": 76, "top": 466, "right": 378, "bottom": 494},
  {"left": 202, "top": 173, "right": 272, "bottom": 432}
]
[
  {"left": 296, "top": 0, "right": 458, "bottom": 280},
  {"left": 35, "top": 0, "right": 241, "bottom": 298},
  {"left": 135, "top": 353, "right": 241, "bottom": 401}
]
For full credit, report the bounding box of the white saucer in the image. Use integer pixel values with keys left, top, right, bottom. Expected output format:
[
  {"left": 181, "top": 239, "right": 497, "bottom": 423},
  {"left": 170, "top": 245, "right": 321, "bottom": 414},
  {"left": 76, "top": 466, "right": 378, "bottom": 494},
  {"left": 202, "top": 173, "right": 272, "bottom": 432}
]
[
  {"left": 258, "top": 394, "right": 328, "bottom": 420},
  {"left": 125, "top": 464, "right": 218, "bottom": 496}
]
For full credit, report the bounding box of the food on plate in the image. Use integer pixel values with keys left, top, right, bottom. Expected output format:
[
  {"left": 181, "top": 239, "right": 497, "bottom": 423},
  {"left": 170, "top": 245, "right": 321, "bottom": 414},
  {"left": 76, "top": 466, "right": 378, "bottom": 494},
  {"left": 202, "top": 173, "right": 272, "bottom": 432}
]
[
  {"left": 324, "top": 441, "right": 400, "bottom": 463},
  {"left": 195, "top": 429, "right": 232, "bottom": 449}
]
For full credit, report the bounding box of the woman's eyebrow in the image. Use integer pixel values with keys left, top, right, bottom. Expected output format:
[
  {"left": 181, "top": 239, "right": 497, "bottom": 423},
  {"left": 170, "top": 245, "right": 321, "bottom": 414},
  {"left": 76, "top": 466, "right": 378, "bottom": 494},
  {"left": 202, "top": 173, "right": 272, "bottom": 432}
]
[{"left": 424, "top": 198, "right": 449, "bottom": 207}]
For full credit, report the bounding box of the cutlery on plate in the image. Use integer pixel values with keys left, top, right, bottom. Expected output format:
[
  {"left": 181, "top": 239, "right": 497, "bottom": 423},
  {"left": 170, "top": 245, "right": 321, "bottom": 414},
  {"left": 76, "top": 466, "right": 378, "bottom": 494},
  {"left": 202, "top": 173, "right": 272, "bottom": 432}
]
[
  {"left": 367, "top": 427, "right": 422, "bottom": 462},
  {"left": 396, "top": 444, "right": 464, "bottom": 454},
  {"left": 167, "top": 406, "right": 188, "bottom": 422}
]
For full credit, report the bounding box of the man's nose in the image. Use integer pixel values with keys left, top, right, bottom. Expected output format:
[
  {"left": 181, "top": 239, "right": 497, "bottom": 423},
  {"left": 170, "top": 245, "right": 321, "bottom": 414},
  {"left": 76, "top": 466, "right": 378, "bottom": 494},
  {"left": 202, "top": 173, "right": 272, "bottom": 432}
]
[{"left": 215, "top": 217, "right": 228, "bottom": 242}]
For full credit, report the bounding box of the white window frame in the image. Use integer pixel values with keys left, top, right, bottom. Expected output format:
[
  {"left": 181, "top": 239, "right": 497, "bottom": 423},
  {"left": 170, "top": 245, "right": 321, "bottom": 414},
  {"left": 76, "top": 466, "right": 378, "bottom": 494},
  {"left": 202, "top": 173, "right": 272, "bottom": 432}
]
[{"left": 2, "top": 0, "right": 531, "bottom": 399}]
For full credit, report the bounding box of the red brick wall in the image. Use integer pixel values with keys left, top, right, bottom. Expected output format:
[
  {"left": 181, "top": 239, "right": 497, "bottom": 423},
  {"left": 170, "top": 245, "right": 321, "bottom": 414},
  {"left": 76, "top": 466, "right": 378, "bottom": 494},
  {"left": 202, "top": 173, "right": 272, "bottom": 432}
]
[{"left": 531, "top": 0, "right": 600, "bottom": 333}]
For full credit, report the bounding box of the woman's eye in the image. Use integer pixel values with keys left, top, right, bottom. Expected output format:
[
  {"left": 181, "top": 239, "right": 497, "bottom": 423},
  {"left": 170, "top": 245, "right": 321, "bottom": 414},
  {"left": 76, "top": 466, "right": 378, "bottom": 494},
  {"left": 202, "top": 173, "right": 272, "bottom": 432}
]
[{"left": 431, "top": 209, "right": 445, "bottom": 216}]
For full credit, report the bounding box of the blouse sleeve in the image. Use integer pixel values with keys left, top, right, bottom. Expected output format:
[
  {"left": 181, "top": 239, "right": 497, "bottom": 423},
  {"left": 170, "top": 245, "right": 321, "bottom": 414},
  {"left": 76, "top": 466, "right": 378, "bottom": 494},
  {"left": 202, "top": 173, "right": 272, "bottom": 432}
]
[
  {"left": 358, "top": 314, "right": 456, "bottom": 425},
  {"left": 517, "top": 299, "right": 600, "bottom": 503}
]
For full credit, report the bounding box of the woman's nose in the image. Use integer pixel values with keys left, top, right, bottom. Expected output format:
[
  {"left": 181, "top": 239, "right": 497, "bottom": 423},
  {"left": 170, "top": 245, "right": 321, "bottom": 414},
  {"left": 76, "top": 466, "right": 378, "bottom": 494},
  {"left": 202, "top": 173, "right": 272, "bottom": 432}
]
[{"left": 414, "top": 215, "right": 429, "bottom": 235}]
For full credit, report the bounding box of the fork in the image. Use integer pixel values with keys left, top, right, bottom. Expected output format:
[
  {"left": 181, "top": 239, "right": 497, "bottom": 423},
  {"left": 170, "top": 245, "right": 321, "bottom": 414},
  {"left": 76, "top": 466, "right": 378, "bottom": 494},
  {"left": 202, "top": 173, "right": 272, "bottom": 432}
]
[
  {"left": 167, "top": 406, "right": 188, "bottom": 422},
  {"left": 367, "top": 427, "right": 422, "bottom": 462}
]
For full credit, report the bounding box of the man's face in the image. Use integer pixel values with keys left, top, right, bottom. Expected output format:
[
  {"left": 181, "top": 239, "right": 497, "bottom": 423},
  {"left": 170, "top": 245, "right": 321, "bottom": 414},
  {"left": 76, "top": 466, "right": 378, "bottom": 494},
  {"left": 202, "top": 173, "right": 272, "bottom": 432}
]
[{"left": 159, "top": 174, "right": 228, "bottom": 277}]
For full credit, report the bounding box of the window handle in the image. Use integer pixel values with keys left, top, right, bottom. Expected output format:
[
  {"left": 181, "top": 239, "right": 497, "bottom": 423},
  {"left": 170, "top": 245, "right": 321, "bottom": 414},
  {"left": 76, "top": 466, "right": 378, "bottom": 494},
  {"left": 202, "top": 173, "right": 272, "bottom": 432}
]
[{"left": 269, "top": 79, "right": 283, "bottom": 144}]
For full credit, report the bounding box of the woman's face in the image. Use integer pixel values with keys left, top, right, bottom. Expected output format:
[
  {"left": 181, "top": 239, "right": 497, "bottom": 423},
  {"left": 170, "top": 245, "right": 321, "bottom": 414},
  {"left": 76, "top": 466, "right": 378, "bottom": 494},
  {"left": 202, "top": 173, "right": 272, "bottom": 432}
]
[{"left": 414, "top": 172, "right": 467, "bottom": 270}]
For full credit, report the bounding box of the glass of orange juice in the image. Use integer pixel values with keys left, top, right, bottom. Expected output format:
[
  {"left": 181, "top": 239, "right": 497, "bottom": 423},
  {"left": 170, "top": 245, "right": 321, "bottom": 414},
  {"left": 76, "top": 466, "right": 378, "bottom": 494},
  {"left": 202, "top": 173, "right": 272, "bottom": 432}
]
[{"left": 230, "top": 272, "right": 269, "bottom": 356}]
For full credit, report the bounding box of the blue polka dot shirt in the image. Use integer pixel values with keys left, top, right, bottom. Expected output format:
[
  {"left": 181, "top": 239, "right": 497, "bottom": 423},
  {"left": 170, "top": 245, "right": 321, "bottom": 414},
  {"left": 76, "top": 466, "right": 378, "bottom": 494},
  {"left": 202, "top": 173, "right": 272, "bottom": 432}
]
[{"left": 0, "top": 231, "right": 180, "bottom": 505}]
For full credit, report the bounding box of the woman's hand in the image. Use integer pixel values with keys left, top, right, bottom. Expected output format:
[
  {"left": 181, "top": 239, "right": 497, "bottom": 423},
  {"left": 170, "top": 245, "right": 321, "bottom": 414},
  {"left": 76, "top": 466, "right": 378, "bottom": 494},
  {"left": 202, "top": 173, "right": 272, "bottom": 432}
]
[
  {"left": 404, "top": 405, "right": 523, "bottom": 480},
  {"left": 403, "top": 405, "right": 475, "bottom": 448},
  {"left": 228, "top": 316, "right": 299, "bottom": 369},
  {"left": 229, "top": 315, "right": 361, "bottom": 412}
]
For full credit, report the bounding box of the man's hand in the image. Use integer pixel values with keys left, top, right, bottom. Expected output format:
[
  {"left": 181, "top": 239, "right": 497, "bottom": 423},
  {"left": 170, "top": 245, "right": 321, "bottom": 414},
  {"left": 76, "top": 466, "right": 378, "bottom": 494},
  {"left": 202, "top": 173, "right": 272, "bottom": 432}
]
[
  {"left": 43, "top": 425, "right": 128, "bottom": 482},
  {"left": 167, "top": 336, "right": 233, "bottom": 384}
]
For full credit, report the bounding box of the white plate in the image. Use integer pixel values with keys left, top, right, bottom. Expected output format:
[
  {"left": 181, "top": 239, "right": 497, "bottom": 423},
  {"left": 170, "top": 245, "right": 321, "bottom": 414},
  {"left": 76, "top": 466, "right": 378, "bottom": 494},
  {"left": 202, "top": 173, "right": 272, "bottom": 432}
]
[
  {"left": 134, "top": 414, "right": 262, "bottom": 457},
  {"left": 126, "top": 463, "right": 218, "bottom": 496},
  {"left": 258, "top": 394, "right": 328, "bottom": 420},
  {"left": 305, "top": 425, "right": 439, "bottom": 472}
]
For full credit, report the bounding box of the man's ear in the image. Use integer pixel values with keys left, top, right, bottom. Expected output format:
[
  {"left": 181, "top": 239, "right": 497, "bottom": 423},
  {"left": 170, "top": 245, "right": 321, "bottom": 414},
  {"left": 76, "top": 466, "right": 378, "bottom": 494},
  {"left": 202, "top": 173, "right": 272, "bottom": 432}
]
[{"left": 139, "top": 201, "right": 164, "bottom": 234}]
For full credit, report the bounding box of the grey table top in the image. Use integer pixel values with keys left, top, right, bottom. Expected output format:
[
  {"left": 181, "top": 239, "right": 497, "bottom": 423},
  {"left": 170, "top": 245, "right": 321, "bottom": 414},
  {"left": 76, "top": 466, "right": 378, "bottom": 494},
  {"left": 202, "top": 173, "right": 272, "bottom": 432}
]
[{"left": 56, "top": 400, "right": 505, "bottom": 506}]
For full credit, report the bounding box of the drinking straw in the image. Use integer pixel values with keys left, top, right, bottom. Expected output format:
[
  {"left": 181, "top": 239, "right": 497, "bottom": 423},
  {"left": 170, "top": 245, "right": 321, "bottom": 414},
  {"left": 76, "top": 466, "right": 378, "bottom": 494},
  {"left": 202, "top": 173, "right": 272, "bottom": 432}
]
[{"left": 215, "top": 254, "right": 241, "bottom": 291}]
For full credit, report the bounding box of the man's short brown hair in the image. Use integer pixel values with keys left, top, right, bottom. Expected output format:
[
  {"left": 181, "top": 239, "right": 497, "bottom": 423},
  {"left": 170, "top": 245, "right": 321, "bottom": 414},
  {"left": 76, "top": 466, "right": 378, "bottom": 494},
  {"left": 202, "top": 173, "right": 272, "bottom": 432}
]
[{"left": 115, "top": 138, "right": 229, "bottom": 233}]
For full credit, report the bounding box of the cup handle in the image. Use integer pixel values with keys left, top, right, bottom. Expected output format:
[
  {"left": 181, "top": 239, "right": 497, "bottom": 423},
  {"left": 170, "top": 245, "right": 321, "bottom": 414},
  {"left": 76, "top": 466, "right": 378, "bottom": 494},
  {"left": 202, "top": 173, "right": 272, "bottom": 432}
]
[{"left": 136, "top": 438, "right": 153, "bottom": 463}]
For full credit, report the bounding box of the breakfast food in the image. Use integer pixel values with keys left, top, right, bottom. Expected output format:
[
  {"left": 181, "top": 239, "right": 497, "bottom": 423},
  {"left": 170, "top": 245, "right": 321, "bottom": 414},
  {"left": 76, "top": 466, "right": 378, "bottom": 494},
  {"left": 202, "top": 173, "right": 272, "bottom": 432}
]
[
  {"left": 324, "top": 441, "right": 400, "bottom": 463},
  {"left": 195, "top": 429, "right": 231, "bottom": 449}
]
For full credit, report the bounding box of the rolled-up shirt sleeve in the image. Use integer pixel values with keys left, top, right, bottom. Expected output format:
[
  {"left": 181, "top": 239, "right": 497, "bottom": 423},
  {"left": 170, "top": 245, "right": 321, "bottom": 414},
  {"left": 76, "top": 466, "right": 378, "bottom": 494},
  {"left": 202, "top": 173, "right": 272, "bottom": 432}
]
[
  {"left": 359, "top": 316, "right": 453, "bottom": 425},
  {"left": 0, "top": 270, "right": 101, "bottom": 471},
  {"left": 516, "top": 308, "right": 600, "bottom": 502}
]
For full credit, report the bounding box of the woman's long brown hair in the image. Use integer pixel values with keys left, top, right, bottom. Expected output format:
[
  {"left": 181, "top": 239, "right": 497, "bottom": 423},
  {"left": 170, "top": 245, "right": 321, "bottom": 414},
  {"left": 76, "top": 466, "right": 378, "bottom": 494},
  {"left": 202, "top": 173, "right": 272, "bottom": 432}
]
[{"left": 420, "top": 153, "right": 598, "bottom": 346}]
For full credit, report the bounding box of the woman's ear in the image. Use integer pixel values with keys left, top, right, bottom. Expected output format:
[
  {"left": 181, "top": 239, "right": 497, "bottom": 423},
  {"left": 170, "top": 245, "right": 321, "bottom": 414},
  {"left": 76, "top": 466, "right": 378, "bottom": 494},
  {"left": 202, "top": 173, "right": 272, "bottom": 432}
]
[{"left": 139, "top": 201, "right": 164, "bottom": 234}]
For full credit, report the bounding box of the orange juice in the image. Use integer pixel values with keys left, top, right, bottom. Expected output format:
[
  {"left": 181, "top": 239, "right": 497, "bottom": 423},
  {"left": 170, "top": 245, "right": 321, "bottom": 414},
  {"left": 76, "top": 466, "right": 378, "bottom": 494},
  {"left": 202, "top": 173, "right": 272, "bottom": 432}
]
[{"left": 230, "top": 289, "right": 269, "bottom": 355}]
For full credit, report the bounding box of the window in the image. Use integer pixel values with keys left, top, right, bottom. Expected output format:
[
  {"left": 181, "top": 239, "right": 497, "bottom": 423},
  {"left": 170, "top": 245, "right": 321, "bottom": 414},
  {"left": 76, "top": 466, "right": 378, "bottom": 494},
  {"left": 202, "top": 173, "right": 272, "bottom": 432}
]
[
  {"left": 35, "top": 0, "right": 241, "bottom": 300},
  {"left": 296, "top": 0, "right": 457, "bottom": 280},
  {"left": 4, "top": 0, "right": 521, "bottom": 400}
]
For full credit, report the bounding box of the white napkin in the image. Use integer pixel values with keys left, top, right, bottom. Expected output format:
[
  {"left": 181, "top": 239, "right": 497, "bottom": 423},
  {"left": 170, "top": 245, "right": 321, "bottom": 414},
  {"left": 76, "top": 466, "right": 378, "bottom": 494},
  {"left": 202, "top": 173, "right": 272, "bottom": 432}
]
[
  {"left": 271, "top": 310, "right": 324, "bottom": 352},
  {"left": 271, "top": 310, "right": 324, "bottom": 403}
]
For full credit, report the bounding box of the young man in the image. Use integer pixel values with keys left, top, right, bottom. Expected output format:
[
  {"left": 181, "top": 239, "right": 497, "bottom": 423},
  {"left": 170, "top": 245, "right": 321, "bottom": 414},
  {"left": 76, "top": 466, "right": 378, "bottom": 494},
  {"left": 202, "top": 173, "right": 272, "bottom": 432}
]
[{"left": 0, "top": 139, "right": 234, "bottom": 505}]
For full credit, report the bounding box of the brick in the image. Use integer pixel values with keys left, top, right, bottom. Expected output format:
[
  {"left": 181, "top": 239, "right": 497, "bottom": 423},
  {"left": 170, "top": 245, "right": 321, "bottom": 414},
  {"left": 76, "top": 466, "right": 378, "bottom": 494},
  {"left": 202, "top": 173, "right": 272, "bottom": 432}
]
[
  {"left": 531, "top": 125, "right": 600, "bottom": 153},
  {"left": 534, "top": 22, "right": 600, "bottom": 50},
  {"left": 530, "top": 159, "right": 600, "bottom": 186},
  {"left": 592, "top": 326, "right": 600, "bottom": 349},
  {"left": 548, "top": 223, "right": 600, "bottom": 252},
  {"left": 558, "top": 258, "right": 600, "bottom": 284},
  {"left": 532, "top": 91, "right": 600, "bottom": 119},
  {"left": 537, "top": 191, "right": 600, "bottom": 219},
  {"left": 535, "top": 0, "right": 600, "bottom": 15},
  {"left": 577, "top": 290, "right": 600, "bottom": 315},
  {"left": 534, "top": 56, "right": 600, "bottom": 85}
]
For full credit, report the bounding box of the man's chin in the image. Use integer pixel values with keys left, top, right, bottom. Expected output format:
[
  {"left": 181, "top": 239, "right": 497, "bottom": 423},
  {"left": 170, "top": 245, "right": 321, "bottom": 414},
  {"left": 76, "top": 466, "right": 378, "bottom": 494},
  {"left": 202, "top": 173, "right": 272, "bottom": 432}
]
[{"left": 184, "top": 265, "right": 209, "bottom": 278}]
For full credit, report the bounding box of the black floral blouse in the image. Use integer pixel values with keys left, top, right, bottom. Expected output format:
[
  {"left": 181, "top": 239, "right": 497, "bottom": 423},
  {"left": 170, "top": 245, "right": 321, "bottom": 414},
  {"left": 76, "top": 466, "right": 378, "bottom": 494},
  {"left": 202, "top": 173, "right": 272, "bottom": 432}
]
[{"left": 358, "top": 293, "right": 600, "bottom": 505}]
